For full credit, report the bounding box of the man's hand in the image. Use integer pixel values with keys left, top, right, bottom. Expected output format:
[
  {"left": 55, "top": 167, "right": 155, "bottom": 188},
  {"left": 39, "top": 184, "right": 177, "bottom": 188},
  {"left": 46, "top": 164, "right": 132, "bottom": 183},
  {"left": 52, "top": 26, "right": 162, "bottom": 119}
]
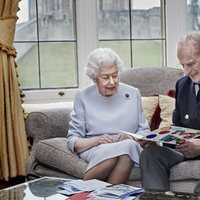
[
  {"left": 137, "top": 139, "right": 157, "bottom": 148},
  {"left": 177, "top": 139, "right": 200, "bottom": 158}
]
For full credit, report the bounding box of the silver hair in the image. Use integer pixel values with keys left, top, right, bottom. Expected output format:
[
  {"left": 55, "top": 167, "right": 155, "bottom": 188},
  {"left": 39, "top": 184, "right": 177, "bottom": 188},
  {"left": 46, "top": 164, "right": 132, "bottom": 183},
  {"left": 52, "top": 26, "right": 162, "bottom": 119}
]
[
  {"left": 177, "top": 32, "right": 200, "bottom": 57},
  {"left": 84, "top": 48, "right": 124, "bottom": 79}
]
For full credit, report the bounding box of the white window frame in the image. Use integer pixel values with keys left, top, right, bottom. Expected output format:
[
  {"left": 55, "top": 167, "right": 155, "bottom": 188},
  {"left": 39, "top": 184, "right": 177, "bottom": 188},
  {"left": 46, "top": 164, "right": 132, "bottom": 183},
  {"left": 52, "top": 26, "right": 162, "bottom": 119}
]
[
  {"left": 166, "top": 0, "right": 187, "bottom": 68},
  {"left": 22, "top": 0, "right": 187, "bottom": 104}
]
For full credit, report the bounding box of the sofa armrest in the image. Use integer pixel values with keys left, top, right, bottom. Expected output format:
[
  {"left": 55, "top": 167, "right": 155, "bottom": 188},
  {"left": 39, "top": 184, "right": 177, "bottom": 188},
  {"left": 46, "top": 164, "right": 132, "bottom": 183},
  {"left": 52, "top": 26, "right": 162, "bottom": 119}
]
[{"left": 25, "top": 107, "right": 72, "bottom": 147}]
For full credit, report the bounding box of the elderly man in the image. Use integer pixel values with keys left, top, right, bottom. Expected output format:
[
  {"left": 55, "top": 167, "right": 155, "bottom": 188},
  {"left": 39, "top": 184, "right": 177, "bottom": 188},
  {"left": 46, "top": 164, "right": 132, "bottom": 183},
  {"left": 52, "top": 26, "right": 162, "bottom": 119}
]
[{"left": 140, "top": 32, "right": 200, "bottom": 193}]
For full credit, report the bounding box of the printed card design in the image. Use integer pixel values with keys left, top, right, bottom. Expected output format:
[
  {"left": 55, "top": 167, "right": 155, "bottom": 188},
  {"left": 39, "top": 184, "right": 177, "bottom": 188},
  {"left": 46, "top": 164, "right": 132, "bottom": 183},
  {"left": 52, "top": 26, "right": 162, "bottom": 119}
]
[
  {"left": 120, "top": 126, "right": 200, "bottom": 145},
  {"left": 147, "top": 126, "right": 200, "bottom": 145},
  {"left": 93, "top": 184, "right": 144, "bottom": 199}
]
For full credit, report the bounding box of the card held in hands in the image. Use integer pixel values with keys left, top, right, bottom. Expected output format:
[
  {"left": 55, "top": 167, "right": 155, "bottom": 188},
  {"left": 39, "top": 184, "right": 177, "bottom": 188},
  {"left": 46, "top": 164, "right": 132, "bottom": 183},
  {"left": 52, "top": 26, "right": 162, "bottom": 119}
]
[{"left": 120, "top": 126, "right": 200, "bottom": 145}]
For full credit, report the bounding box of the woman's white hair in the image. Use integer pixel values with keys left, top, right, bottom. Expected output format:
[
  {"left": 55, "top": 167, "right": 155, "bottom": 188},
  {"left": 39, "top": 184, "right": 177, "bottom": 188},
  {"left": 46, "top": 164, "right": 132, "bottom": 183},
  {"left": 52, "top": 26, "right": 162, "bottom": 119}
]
[{"left": 84, "top": 48, "right": 124, "bottom": 79}]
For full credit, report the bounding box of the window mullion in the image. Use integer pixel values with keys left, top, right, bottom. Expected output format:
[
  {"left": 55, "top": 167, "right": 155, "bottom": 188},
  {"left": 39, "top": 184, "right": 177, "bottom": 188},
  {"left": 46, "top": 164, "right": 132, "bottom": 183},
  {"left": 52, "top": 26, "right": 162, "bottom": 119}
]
[
  {"left": 76, "top": 0, "right": 98, "bottom": 88},
  {"left": 166, "top": 0, "right": 187, "bottom": 68}
]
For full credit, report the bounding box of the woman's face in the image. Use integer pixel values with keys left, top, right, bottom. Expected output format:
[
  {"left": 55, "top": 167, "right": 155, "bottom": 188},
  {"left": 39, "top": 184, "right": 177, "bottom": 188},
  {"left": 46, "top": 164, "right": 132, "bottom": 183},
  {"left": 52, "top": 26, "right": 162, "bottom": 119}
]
[
  {"left": 93, "top": 64, "right": 119, "bottom": 96},
  {"left": 178, "top": 45, "right": 200, "bottom": 84}
]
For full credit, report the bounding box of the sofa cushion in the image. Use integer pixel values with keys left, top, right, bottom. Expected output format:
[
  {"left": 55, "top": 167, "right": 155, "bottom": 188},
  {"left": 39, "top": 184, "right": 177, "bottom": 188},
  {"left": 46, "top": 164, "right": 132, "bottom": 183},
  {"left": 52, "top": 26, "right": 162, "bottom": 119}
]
[
  {"left": 35, "top": 138, "right": 87, "bottom": 178},
  {"left": 167, "top": 89, "right": 176, "bottom": 98},
  {"left": 158, "top": 94, "right": 175, "bottom": 128},
  {"left": 141, "top": 96, "right": 159, "bottom": 127},
  {"left": 145, "top": 89, "right": 176, "bottom": 131},
  {"left": 30, "top": 164, "right": 79, "bottom": 180},
  {"left": 128, "top": 166, "right": 141, "bottom": 181},
  {"left": 35, "top": 138, "right": 141, "bottom": 181},
  {"left": 170, "top": 160, "right": 200, "bottom": 181},
  {"left": 149, "top": 101, "right": 161, "bottom": 131}
]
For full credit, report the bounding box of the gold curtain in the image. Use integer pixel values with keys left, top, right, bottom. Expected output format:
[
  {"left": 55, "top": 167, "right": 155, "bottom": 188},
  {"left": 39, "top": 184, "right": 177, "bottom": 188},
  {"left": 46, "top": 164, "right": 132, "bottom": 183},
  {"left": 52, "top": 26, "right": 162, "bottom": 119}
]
[{"left": 0, "top": 0, "right": 28, "bottom": 181}]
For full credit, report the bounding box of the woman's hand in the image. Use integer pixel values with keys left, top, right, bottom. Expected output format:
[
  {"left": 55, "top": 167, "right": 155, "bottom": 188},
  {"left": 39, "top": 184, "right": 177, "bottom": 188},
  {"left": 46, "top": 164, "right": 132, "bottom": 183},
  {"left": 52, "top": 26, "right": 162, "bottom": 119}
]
[
  {"left": 98, "top": 134, "right": 115, "bottom": 144},
  {"left": 177, "top": 139, "right": 200, "bottom": 158},
  {"left": 75, "top": 133, "right": 134, "bottom": 153},
  {"left": 113, "top": 133, "right": 133, "bottom": 142},
  {"left": 74, "top": 135, "right": 111, "bottom": 153},
  {"left": 99, "top": 133, "right": 134, "bottom": 144}
]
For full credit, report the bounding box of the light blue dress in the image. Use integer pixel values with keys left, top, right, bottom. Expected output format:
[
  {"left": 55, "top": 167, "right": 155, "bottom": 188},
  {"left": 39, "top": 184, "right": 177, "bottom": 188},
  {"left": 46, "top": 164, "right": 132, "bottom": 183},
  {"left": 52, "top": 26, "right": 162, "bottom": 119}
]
[{"left": 67, "top": 83, "right": 149, "bottom": 172}]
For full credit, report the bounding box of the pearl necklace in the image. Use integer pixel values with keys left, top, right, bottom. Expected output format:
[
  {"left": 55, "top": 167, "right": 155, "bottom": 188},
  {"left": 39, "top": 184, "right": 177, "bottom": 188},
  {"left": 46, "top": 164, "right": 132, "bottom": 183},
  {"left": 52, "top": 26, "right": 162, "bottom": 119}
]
[{"left": 98, "top": 94, "right": 114, "bottom": 105}]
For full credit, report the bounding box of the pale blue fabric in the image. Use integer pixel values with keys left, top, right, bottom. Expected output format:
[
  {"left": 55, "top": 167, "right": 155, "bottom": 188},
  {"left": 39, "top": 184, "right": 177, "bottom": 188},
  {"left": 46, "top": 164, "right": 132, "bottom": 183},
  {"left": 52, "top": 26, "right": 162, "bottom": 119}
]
[{"left": 67, "top": 83, "right": 150, "bottom": 171}]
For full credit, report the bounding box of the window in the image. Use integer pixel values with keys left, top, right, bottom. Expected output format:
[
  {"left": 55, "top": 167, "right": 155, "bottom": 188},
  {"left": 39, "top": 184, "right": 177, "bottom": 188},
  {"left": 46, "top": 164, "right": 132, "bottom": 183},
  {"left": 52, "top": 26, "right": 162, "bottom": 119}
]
[
  {"left": 187, "top": 0, "right": 200, "bottom": 32},
  {"left": 14, "top": 0, "right": 188, "bottom": 103},
  {"left": 98, "top": 0, "right": 165, "bottom": 68},
  {"left": 15, "top": 0, "right": 77, "bottom": 90}
]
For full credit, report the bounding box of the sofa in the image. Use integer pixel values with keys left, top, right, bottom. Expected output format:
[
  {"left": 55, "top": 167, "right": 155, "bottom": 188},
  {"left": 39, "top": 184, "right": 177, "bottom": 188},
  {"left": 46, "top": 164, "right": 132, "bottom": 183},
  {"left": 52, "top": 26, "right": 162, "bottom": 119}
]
[{"left": 25, "top": 67, "right": 200, "bottom": 193}]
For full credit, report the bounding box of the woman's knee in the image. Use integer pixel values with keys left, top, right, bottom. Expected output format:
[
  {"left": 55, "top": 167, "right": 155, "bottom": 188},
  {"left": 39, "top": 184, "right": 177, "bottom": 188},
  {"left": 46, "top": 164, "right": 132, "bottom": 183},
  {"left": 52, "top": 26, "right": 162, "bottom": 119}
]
[
  {"left": 118, "top": 154, "right": 132, "bottom": 163},
  {"left": 124, "top": 139, "right": 142, "bottom": 150},
  {"left": 102, "top": 157, "right": 118, "bottom": 168}
]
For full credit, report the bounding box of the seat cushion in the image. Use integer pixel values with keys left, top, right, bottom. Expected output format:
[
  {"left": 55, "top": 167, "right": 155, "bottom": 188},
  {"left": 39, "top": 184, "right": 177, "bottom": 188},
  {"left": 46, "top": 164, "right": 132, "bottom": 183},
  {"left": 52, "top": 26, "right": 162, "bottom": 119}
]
[
  {"left": 141, "top": 96, "right": 159, "bottom": 127},
  {"left": 35, "top": 138, "right": 87, "bottom": 178},
  {"left": 170, "top": 160, "right": 200, "bottom": 181},
  {"left": 35, "top": 137, "right": 141, "bottom": 181},
  {"left": 128, "top": 166, "right": 141, "bottom": 181}
]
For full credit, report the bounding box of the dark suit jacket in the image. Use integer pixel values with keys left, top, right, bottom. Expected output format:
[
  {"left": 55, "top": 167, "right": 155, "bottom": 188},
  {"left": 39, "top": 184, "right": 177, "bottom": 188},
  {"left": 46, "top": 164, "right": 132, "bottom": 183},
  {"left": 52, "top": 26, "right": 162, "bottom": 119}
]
[{"left": 172, "top": 76, "right": 200, "bottom": 130}]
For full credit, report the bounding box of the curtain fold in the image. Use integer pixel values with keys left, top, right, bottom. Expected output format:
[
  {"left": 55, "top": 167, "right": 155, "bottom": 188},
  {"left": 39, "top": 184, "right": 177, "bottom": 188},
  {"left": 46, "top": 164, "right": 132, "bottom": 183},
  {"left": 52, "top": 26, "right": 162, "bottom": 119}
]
[{"left": 0, "top": 0, "right": 28, "bottom": 181}]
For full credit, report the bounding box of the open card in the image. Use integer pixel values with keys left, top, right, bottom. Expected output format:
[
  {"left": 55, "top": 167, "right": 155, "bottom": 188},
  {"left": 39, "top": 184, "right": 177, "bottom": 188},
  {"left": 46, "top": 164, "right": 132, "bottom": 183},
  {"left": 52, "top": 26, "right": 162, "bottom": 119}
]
[
  {"left": 92, "top": 184, "right": 144, "bottom": 199},
  {"left": 120, "top": 126, "right": 200, "bottom": 145}
]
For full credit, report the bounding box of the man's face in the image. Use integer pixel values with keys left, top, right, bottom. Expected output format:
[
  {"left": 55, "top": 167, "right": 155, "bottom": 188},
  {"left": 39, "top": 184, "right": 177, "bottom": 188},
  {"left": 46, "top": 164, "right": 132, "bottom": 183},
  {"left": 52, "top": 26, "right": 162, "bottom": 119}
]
[
  {"left": 177, "top": 45, "right": 200, "bottom": 84},
  {"left": 93, "top": 64, "right": 119, "bottom": 96}
]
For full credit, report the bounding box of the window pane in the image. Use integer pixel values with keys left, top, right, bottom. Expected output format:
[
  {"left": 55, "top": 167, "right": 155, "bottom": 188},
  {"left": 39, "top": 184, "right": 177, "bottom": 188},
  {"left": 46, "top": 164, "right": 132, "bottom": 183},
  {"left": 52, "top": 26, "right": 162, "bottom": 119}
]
[
  {"left": 99, "top": 41, "right": 131, "bottom": 68},
  {"left": 15, "top": 43, "right": 39, "bottom": 89},
  {"left": 187, "top": 0, "right": 200, "bottom": 32},
  {"left": 132, "top": 40, "right": 163, "bottom": 67},
  {"left": 40, "top": 42, "right": 77, "bottom": 88},
  {"left": 15, "top": 0, "right": 37, "bottom": 41},
  {"left": 15, "top": 0, "right": 78, "bottom": 90},
  {"left": 98, "top": 0, "right": 162, "bottom": 40},
  {"left": 37, "top": 0, "right": 76, "bottom": 41},
  {"left": 98, "top": 0, "right": 130, "bottom": 39},
  {"left": 98, "top": 0, "right": 165, "bottom": 68},
  {"left": 131, "top": 0, "right": 161, "bottom": 39}
]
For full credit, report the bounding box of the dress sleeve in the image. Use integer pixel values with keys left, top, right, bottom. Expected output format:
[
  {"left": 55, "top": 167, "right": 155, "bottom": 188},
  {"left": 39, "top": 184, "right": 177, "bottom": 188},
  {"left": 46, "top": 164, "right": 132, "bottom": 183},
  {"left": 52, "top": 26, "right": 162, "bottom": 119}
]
[
  {"left": 135, "top": 89, "right": 150, "bottom": 135},
  {"left": 67, "top": 90, "right": 86, "bottom": 153}
]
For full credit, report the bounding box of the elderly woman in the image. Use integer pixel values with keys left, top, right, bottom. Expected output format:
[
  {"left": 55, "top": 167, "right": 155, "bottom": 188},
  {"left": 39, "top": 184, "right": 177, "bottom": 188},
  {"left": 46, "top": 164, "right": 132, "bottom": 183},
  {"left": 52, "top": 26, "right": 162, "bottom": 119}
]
[{"left": 67, "top": 48, "right": 149, "bottom": 184}]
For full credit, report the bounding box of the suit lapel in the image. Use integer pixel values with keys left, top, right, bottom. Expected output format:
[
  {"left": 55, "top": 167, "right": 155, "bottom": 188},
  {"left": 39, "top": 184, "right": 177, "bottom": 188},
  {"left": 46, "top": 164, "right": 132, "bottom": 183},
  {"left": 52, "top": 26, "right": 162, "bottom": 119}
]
[{"left": 188, "top": 81, "right": 198, "bottom": 116}]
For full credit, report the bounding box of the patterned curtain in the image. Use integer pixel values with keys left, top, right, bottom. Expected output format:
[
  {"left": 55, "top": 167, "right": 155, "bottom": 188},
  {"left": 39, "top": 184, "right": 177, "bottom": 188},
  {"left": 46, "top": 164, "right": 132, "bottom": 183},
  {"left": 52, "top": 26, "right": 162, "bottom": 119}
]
[{"left": 0, "top": 0, "right": 28, "bottom": 180}]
